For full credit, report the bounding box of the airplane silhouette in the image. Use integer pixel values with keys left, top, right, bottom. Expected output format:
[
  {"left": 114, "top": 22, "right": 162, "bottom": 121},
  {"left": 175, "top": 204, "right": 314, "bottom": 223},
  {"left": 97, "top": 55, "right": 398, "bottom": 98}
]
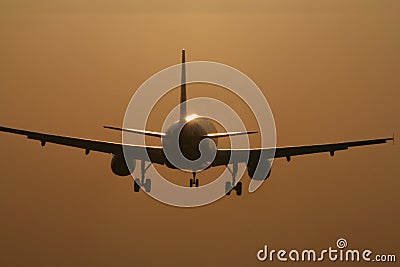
[{"left": 0, "top": 50, "right": 394, "bottom": 196}]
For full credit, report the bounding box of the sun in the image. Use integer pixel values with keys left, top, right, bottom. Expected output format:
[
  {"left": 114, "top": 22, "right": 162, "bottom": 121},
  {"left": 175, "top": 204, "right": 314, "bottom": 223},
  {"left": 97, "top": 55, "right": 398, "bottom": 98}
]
[{"left": 185, "top": 114, "right": 199, "bottom": 122}]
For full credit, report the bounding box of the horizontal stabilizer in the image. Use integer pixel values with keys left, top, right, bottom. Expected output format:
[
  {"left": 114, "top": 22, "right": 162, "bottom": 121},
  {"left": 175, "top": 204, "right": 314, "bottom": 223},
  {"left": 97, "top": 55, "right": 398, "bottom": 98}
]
[
  {"left": 104, "top": 126, "right": 165, "bottom": 138},
  {"left": 203, "top": 131, "right": 257, "bottom": 138}
]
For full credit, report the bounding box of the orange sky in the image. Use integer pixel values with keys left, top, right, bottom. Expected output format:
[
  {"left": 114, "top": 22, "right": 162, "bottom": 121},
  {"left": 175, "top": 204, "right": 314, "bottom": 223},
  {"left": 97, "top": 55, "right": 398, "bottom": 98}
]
[{"left": 0, "top": 1, "right": 399, "bottom": 266}]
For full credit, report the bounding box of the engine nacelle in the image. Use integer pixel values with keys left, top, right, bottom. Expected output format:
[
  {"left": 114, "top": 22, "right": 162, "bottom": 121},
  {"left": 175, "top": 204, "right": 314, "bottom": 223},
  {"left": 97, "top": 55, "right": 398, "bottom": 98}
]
[
  {"left": 111, "top": 154, "right": 135, "bottom": 176},
  {"left": 247, "top": 159, "right": 272, "bottom": 181}
]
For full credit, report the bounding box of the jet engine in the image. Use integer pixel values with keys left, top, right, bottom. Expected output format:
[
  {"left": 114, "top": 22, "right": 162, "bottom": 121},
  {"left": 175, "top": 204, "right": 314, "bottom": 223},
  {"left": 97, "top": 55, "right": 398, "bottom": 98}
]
[
  {"left": 111, "top": 154, "right": 135, "bottom": 176},
  {"left": 247, "top": 159, "right": 272, "bottom": 181}
]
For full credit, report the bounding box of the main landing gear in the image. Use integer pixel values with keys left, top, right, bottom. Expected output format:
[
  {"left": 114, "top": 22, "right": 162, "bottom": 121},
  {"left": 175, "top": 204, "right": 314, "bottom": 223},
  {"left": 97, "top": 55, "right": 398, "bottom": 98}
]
[
  {"left": 189, "top": 172, "right": 199, "bottom": 187},
  {"left": 133, "top": 161, "right": 152, "bottom": 193},
  {"left": 225, "top": 163, "right": 242, "bottom": 196}
]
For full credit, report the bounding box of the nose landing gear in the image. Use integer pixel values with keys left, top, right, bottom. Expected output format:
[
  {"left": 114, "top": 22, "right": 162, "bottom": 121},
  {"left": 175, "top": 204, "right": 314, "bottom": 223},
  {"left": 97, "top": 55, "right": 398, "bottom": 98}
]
[{"left": 189, "top": 172, "right": 199, "bottom": 187}]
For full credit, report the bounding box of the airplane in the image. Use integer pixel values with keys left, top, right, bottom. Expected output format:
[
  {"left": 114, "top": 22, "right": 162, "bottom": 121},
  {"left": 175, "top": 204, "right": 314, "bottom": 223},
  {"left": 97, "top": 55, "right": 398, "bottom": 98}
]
[{"left": 0, "top": 50, "right": 394, "bottom": 196}]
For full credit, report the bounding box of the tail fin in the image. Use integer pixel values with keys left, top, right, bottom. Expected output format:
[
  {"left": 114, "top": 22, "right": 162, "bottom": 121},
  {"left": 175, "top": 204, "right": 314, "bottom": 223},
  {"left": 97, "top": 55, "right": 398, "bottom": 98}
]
[{"left": 180, "top": 49, "right": 187, "bottom": 122}]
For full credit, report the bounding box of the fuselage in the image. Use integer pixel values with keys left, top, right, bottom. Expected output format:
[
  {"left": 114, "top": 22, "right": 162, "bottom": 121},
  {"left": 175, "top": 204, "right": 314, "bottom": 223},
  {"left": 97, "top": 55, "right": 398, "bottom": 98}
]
[{"left": 162, "top": 116, "right": 218, "bottom": 171}]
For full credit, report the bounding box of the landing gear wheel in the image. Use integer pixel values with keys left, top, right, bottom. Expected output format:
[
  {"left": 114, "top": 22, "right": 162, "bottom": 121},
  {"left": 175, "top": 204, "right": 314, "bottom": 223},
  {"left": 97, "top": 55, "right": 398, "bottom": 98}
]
[
  {"left": 144, "top": 179, "right": 152, "bottom": 193},
  {"left": 235, "top": 181, "right": 242, "bottom": 196},
  {"left": 225, "top": 181, "right": 232, "bottom": 195},
  {"left": 190, "top": 178, "right": 199, "bottom": 188},
  {"left": 133, "top": 178, "right": 141, "bottom": 192}
]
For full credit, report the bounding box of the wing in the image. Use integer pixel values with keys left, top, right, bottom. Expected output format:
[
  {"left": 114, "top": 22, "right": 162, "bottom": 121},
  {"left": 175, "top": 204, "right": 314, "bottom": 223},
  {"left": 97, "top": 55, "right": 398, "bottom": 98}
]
[
  {"left": 0, "top": 126, "right": 165, "bottom": 164},
  {"left": 213, "top": 137, "right": 394, "bottom": 166}
]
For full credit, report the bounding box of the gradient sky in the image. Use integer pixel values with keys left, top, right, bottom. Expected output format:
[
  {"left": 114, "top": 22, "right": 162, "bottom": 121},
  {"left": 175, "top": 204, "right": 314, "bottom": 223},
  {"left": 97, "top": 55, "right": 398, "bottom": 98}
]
[{"left": 0, "top": 1, "right": 399, "bottom": 266}]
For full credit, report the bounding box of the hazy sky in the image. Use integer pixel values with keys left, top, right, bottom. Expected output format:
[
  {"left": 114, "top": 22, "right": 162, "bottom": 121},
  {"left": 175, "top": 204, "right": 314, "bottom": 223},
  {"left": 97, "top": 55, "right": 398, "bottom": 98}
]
[{"left": 0, "top": 1, "right": 399, "bottom": 266}]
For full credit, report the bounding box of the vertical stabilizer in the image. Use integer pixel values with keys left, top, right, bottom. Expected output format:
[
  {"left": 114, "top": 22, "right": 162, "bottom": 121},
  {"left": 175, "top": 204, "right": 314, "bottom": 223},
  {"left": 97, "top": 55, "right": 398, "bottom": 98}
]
[{"left": 180, "top": 49, "right": 187, "bottom": 122}]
